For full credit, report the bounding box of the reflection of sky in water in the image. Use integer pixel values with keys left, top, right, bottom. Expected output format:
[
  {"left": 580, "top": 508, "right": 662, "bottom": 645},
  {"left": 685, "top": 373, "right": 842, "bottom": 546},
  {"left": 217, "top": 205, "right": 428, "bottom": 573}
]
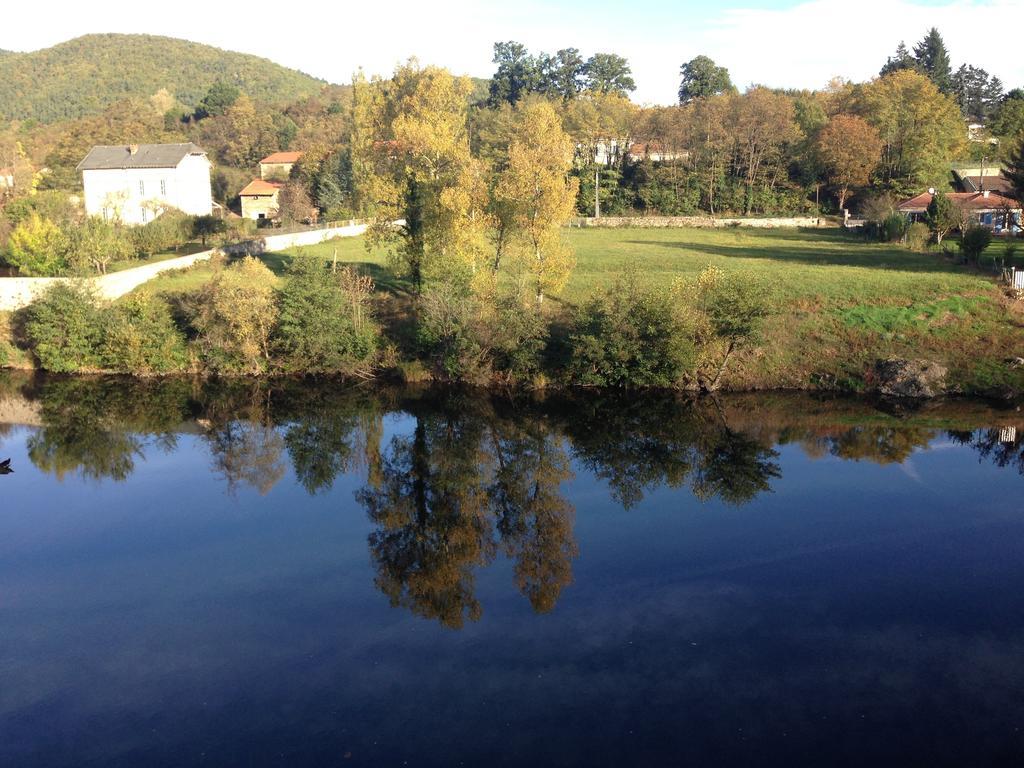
[{"left": 0, "top": 399, "right": 1023, "bottom": 766}]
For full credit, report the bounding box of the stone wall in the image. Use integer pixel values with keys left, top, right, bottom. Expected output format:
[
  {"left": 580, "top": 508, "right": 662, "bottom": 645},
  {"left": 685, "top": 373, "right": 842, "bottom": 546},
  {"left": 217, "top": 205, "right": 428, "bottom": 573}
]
[
  {"left": 570, "top": 215, "right": 826, "bottom": 229},
  {"left": 0, "top": 222, "right": 372, "bottom": 312}
]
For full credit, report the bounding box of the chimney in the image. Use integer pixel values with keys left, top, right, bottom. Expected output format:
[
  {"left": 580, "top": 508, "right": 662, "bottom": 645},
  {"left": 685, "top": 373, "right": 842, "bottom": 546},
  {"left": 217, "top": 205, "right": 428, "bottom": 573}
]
[
  {"left": 928, "top": 187, "right": 936, "bottom": 195},
  {"left": 983, "top": 189, "right": 990, "bottom": 199},
  {"left": 128, "top": 144, "right": 139, "bottom": 155}
]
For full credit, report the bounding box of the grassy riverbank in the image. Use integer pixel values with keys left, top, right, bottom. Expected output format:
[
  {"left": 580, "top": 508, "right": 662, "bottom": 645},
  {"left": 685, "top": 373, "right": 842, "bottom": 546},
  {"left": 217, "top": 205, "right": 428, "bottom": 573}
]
[{"left": 132, "top": 226, "right": 1024, "bottom": 396}]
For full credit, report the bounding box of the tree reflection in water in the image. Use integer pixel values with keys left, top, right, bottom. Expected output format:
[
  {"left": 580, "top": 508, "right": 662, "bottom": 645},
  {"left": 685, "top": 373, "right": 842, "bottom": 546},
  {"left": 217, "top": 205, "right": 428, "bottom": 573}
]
[{"left": 6, "top": 374, "right": 1023, "bottom": 626}]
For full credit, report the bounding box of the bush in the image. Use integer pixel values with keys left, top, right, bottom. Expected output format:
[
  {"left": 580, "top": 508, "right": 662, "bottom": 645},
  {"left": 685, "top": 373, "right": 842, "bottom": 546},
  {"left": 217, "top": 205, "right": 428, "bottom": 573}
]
[
  {"left": 416, "top": 283, "right": 489, "bottom": 383},
  {"left": 960, "top": 226, "right": 993, "bottom": 264},
  {"left": 7, "top": 212, "right": 69, "bottom": 275},
  {"left": 906, "top": 222, "right": 931, "bottom": 252},
  {"left": 484, "top": 298, "right": 549, "bottom": 383},
  {"left": 23, "top": 282, "right": 105, "bottom": 372},
  {"left": 880, "top": 213, "right": 907, "bottom": 243},
  {"left": 101, "top": 294, "right": 189, "bottom": 374},
  {"left": 187, "top": 257, "right": 278, "bottom": 374},
  {"left": 274, "top": 257, "right": 378, "bottom": 374},
  {"left": 131, "top": 209, "right": 194, "bottom": 256},
  {"left": 568, "top": 274, "right": 694, "bottom": 388}
]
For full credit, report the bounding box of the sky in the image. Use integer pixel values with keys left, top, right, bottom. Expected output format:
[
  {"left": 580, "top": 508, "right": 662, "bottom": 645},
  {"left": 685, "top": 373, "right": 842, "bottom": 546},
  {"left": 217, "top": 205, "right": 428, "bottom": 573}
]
[{"left": 3, "top": 0, "right": 1022, "bottom": 104}]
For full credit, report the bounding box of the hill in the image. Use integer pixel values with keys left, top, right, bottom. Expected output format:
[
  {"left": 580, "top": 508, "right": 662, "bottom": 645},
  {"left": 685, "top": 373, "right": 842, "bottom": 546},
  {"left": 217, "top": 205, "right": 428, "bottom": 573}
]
[{"left": 0, "top": 34, "right": 328, "bottom": 123}]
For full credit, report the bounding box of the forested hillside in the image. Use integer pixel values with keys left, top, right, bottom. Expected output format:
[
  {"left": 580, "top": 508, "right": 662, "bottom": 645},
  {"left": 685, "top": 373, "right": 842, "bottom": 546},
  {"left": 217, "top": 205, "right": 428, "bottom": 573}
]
[{"left": 0, "top": 34, "right": 328, "bottom": 123}]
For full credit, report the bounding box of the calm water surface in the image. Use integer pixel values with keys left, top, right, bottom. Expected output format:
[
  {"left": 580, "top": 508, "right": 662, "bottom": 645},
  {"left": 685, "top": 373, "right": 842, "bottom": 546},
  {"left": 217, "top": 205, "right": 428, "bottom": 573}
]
[{"left": 1, "top": 376, "right": 1023, "bottom": 767}]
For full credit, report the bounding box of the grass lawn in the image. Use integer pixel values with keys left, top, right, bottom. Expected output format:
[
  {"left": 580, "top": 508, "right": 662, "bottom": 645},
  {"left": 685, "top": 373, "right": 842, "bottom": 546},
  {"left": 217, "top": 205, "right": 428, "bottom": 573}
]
[
  {"left": 132, "top": 226, "right": 1024, "bottom": 393},
  {"left": 108, "top": 242, "right": 210, "bottom": 273}
]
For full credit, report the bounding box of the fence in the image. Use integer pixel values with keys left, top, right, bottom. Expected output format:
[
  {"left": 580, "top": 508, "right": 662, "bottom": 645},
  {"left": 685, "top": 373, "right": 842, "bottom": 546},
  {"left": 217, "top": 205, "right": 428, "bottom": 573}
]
[
  {"left": 0, "top": 221, "right": 376, "bottom": 312},
  {"left": 569, "top": 215, "right": 826, "bottom": 229}
]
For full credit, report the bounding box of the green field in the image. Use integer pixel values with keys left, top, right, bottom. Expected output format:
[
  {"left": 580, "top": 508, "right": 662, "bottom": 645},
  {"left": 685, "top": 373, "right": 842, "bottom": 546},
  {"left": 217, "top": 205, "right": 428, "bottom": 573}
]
[{"left": 134, "top": 226, "right": 1024, "bottom": 393}]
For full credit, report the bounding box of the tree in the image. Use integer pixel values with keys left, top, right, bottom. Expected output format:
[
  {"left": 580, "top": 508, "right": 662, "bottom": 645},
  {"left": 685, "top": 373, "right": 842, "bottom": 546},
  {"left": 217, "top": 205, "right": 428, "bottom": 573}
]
[
  {"left": 729, "top": 88, "right": 799, "bottom": 214},
  {"left": 276, "top": 181, "right": 314, "bottom": 224},
  {"left": 6, "top": 211, "right": 68, "bottom": 275},
  {"left": 857, "top": 69, "right": 965, "bottom": 193},
  {"left": 991, "top": 96, "right": 1024, "bottom": 142},
  {"left": 880, "top": 42, "right": 917, "bottom": 76},
  {"left": 1006, "top": 139, "right": 1024, "bottom": 201},
  {"left": 925, "top": 192, "right": 959, "bottom": 244},
  {"left": 694, "top": 267, "right": 770, "bottom": 392},
  {"left": 488, "top": 41, "right": 541, "bottom": 107},
  {"left": 68, "top": 216, "right": 133, "bottom": 275},
  {"left": 193, "top": 80, "right": 240, "bottom": 120},
  {"left": 24, "top": 282, "right": 104, "bottom": 372},
  {"left": 192, "top": 214, "right": 227, "bottom": 246},
  {"left": 359, "top": 62, "right": 488, "bottom": 291},
  {"left": 678, "top": 55, "right": 733, "bottom": 103},
  {"left": 815, "top": 114, "right": 883, "bottom": 210},
  {"left": 493, "top": 101, "right": 579, "bottom": 303},
  {"left": 584, "top": 53, "right": 636, "bottom": 96},
  {"left": 189, "top": 257, "right": 278, "bottom": 374},
  {"left": 913, "top": 28, "right": 953, "bottom": 94},
  {"left": 539, "top": 48, "right": 586, "bottom": 101},
  {"left": 952, "top": 64, "right": 1004, "bottom": 122}
]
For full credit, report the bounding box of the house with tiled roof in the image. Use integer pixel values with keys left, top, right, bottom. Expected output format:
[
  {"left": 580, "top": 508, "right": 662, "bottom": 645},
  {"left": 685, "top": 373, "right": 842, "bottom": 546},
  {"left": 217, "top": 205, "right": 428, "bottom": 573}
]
[
  {"left": 259, "top": 151, "right": 302, "bottom": 182},
  {"left": 897, "top": 188, "right": 1021, "bottom": 233},
  {"left": 77, "top": 143, "right": 213, "bottom": 225},
  {"left": 239, "top": 178, "right": 284, "bottom": 221}
]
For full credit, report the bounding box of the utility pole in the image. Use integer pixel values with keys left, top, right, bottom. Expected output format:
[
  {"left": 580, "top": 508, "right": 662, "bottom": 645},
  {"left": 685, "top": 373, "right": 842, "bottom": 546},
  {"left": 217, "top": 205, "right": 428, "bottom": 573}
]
[{"left": 980, "top": 156, "right": 987, "bottom": 192}]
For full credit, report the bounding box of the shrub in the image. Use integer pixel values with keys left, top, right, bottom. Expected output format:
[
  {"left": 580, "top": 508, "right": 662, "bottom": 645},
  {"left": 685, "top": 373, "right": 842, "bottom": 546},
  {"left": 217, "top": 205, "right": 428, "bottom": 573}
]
[
  {"left": 960, "top": 226, "right": 993, "bottom": 264},
  {"left": 274, "top": 258, "right": 378, "bottom": 374},
  {"left": 416, "top": 283, "right": 489, "bottom": 383},
  {"left": 568, "top": 274, "right": 694, "bottom": 388},
  {"left": 101, "top": 294, "right": 189, "bottom": 374},
  {"left": 484, "top": 298, "right": 549, "bottom": 383},
  {"left": 906, "top": 222, "right": 931, "bottom": 252},
  {"left": 188, "top": 257, "right": 278, "bottom": 374},
  {"left": 23, "top": 282, "right": 105, "bottom": 372},
  {"left": 880, "top": 213, "right": 907, "bottom": 243},
  {"left": 7, "top": 212, "right": 69, "bottom": 275},
  {"left": 131, "top": 209, "right": 194, "bottom": 256}
]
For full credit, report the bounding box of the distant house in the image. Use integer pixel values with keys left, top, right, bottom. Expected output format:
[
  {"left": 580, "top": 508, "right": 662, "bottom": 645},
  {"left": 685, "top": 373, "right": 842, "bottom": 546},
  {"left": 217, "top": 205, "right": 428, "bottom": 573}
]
[
  {"left": 951, "top": 165, "right": 1015, "bottom": 196},
  {"left": 897, "top": 189, "right": 1021, "bottom": 233},
  {"left": 238, "top": 151, "right": 303, "bottom": 220},
  {"left": 239, "top": 178, "right": 283, "bottom": 221},
  {"left": 627, "top": 142, "right": 689, "bottom": 163},
  {"left": 77, "top": 143, "right": 213, "bottom": 225},
  {"left": 259, "top": 151, "right": 302, "bottom": 182}
]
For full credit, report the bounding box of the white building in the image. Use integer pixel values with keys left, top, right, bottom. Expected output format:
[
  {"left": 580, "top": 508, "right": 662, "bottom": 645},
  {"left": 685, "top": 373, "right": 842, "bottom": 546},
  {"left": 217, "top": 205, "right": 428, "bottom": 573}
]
[{"left": 77, "top": 143, "right": 213, "bottom": 225}]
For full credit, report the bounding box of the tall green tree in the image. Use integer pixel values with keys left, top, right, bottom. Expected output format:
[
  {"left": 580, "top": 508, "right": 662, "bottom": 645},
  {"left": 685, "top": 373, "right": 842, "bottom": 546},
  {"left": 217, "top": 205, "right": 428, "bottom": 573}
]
[
  {"left": 584, "top": 53, "right": 636, "bottom": 96},
  {"left": 913, "top": 28, "right": 953, "bottom": 94},
  {"left": 678, "top": 55, "right": 733, "bottom": 103},
  {"left": 488, "top": 42, "right": 541, "bottom": 107},
  {"left": 880, "top": 41, "right": 917, "bottom": 76}
]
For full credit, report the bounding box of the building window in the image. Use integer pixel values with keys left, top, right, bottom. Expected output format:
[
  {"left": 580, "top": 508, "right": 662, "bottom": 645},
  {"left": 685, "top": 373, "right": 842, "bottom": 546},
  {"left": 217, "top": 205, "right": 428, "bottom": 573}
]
[
  {"left": 160, "top": 179, "right": 167, "bottom": 196},
  {"left": 139, "top": 180, "right": 145, "bottom": 196}
]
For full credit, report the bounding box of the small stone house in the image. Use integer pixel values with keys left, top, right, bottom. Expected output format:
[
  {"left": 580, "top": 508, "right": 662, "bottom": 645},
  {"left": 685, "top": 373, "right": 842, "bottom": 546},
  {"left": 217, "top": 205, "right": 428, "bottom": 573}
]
[
  {"left": 77, "top": 143, "right": 213, "bottom": 225},
  {"left": 239, "top": 178, "right": 283, "bottom": 221}
]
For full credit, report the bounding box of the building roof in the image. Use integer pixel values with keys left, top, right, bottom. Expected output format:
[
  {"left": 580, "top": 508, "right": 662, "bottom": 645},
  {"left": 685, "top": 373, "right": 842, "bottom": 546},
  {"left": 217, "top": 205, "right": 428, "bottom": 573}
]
[
  {"left": 259, "top": 151, "right": 302, "bottom": 165},
  {"left": 897, "top": 190, "right": 1021, "bottom": 213},
  {"left": 958, "top": 175, "right": 1015, "bottom": 195},
  {"left": 239, "top": 179, "right": 283, "bottom": 196},
  {"left": 76, "top": 143, "right": 207, "bottom": 171}
]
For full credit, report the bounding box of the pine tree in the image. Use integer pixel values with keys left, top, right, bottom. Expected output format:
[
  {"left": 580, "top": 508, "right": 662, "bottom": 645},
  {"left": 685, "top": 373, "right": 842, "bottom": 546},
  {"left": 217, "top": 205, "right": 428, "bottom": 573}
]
[
  {"left": 880, "top": 42, "right": 916, "bottom": 77},
  {"left": 913, "top": 28, "right": 953, "bottom": 94},
  {"left": 1006, "top": 139, "right": 1024, "bottom": 202}
]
